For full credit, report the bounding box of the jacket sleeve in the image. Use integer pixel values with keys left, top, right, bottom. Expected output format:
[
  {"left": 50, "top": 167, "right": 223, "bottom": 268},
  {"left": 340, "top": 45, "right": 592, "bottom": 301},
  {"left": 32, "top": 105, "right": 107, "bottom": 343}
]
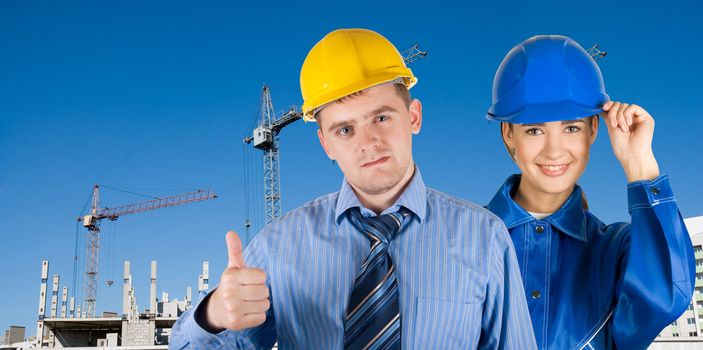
[
  {"left": 169, "top": 234, "right": 277, "bottom": 349},
  {"left": 613, "top": 175, "right": 695, "bottom": 349},
  {"left": 479, "top": 220, "right": 538, "bottom": 350}
]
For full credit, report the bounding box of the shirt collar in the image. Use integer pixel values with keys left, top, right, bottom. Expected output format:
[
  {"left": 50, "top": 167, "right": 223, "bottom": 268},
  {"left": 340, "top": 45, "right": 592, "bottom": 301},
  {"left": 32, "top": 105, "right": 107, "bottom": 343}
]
[
  {"left": 335, "top": 165, "right": 427, "bottom": 224},
  {"left": 487, "top": 174, "right": 588, "bottom": 242}
]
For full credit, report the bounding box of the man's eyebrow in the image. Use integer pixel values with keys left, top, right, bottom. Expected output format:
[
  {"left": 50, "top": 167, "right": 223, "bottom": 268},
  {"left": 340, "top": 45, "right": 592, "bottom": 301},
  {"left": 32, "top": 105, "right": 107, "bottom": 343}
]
[
  {"left": 325, "top": 105, "right": 400, "bottom": 133},
  {"left": 326, "top": 119, "right": 355, "bottom": 133},
  {"left": 365, "top": 105, "right": 398, "bottom": 118}
]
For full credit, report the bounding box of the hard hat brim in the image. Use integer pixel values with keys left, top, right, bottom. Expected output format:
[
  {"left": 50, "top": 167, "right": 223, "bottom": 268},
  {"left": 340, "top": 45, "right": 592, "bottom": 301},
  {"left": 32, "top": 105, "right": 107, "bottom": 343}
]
[
  {"left": 302, "top": 72, "right": 416, "bottom": 122},
  {"left": 486, "top": 97, "right": 609, "bottom": 124}
]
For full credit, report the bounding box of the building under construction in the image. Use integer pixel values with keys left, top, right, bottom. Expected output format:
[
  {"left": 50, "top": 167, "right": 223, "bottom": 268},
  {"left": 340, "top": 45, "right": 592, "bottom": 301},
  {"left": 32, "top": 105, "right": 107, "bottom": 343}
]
[{"left": 31, "top": 259, "right": 210, "bottom": 348}]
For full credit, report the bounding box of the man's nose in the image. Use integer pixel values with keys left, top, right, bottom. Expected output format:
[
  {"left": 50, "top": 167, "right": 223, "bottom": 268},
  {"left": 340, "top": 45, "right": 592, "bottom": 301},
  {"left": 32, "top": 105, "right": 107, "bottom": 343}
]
[{"left": 358, "top": 127, "right": 380, "bottom": 153}]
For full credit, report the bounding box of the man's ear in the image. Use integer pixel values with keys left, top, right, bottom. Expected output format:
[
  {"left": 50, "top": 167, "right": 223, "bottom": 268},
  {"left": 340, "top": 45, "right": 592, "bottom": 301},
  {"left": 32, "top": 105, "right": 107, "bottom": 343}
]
[
  {"left": 409, "top": 99, "right": 422, "bottom": 134},
  {"left": 317, "top": 129, "right": 335, "bottom": 160}
]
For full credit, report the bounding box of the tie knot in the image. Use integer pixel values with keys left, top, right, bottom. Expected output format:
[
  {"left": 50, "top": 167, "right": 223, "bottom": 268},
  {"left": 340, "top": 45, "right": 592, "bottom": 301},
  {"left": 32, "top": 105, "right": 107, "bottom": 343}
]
[{"left": 353, "top": 207, "right": 411, "bottom": 243}]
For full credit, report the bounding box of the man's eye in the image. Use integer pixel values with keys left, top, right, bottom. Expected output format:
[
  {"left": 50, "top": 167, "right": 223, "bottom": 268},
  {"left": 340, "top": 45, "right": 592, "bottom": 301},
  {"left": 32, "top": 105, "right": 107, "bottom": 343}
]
[
  {"left": 376, "top": 115, "right": 389, "bottom": 122},
  {"left": 338, "top": 127, "right": 352, "bottom": 136},
  {"left": 526, "top": 128, "right": 543, "bottom": 136}
]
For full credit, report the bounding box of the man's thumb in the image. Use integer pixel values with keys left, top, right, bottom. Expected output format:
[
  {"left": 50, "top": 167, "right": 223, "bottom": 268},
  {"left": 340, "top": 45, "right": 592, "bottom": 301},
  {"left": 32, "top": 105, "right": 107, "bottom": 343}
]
[{"left": 225, "top": 230, "right": 246, "bottom": 269}]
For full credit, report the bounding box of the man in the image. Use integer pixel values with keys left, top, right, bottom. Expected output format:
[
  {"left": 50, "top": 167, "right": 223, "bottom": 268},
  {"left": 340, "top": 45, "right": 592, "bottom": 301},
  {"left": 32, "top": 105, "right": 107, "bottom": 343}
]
[{"left": 170, "top": 28, "right": 536, "bottom": 349}]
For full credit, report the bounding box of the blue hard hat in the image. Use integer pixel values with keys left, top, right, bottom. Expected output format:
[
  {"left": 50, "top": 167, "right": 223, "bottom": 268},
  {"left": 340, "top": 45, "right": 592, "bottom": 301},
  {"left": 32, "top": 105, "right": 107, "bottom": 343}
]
[{"left": 486, "top": 35, "right": 609, "bottom": 124}]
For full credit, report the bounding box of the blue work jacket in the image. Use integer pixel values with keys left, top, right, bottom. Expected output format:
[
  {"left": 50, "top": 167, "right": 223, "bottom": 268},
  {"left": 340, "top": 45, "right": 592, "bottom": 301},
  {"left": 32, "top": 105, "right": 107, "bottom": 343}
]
[{"left": 487, "top": 174, "right": 695, "bottom": 349}]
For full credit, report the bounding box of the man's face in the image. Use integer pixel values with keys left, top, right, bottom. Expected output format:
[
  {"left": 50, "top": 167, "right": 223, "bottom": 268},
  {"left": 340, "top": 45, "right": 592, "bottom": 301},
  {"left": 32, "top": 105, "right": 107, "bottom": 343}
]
[{"left": 316, "top": 83, "right": 422, "bottom": 196}]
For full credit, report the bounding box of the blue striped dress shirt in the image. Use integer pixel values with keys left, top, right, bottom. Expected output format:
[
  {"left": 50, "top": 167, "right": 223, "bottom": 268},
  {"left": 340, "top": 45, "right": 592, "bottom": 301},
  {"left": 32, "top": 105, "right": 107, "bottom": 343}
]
[{"left": 170, "top": 167, "right": 537, "bottom": 349}]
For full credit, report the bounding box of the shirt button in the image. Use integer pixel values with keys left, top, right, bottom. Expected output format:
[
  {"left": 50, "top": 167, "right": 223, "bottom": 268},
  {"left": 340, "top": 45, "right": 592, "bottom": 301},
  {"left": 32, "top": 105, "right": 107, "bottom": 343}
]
[
  {"left": 651, "top": 187, "right": 660, "bottom": 195},
  {"left": 535, "top": 225, "right": 545, "bottom": 234},
  {"left": 531, "top": 290, "right": 541, "bottom": 299}
]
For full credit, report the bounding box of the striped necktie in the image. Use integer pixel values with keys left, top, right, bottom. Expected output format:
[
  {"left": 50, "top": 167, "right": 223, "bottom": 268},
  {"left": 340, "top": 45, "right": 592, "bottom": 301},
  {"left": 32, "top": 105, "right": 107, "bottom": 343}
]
[{"left": 344, "top": 207, "right": 411, "bottom": 350}]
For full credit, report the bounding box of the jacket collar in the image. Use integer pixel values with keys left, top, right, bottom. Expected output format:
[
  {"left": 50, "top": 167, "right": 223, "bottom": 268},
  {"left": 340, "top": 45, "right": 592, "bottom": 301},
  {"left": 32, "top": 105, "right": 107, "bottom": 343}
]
[{"left": 487, "top": 174, "right": 588, "bottom": 242}]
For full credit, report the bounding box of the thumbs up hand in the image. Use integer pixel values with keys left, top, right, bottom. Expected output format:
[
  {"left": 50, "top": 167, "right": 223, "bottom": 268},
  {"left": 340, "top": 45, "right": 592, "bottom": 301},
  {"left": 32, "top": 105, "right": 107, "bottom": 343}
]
[{"left": 205, "top": 231, "right": 270, "bottom": 331}]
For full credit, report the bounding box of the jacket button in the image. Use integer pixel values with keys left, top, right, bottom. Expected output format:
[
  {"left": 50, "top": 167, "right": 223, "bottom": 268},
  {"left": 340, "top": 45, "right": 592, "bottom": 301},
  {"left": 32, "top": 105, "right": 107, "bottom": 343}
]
[
  {"left": 535, "top": 225, "right": 545, "bottom": 234},
  {"left": 651, "top": 187, "right": 660, "bottom": 195},
  {"left": 531, "top": 290, "right": 541, "bottom": 299}
]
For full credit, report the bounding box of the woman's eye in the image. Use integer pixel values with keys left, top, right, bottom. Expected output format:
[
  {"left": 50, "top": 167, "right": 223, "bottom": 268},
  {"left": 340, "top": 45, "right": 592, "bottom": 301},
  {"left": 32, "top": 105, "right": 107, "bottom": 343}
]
[
  {"left": 565, "top": 126, "right": 581, "bottom": 133},
  {"left": 526, "top": 128, "right": 543, "bottom": 136}
]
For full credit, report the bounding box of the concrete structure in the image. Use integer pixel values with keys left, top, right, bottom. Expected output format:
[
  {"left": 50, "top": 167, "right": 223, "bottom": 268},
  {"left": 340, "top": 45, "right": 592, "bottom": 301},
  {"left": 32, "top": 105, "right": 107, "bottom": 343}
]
[
  {"left": 2, "top": 326, "right": 25, "bottom": 346},
  {"left": 653, "top": 216, "right": 703, "bottom": 349},
  {"left": 198, "top": 261, "right": 209, "bottom": 300},
  {"left": 158, "top": 297, "right": 189, "bottom": 318},
  {"left": 70, "top": 296, "right": 76, "bottom": 318},
  {"left": 50, "top": 275, "right": 59, "bottom": 318},
  {"left": 60, "top": 287, "right": 68, "bottom": 318},
  {"left": 150, "top": 261, "right": 157, "bottom": 314},
  {"left": 122, "top": 318, "right": 156, "bottom": 347},
  {"left": 122, "top": 261, "right": 130, "bottom": 317},
  {"left": 33, "top": 259, "right": 201, "bottom": 348},
  {"left": 36, "top": 260, "right": 48, "bottom": 347}
]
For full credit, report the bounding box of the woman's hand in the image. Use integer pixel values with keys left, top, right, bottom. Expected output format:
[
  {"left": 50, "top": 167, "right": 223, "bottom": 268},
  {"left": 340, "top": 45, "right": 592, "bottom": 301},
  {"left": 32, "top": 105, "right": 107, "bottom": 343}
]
[{"left": 601, "top": 101, "right": 660, "bottom": 182}]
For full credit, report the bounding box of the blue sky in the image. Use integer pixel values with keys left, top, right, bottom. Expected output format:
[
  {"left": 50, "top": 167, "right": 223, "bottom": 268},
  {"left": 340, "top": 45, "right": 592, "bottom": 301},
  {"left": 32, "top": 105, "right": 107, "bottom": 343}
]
[{"left": 2, "top": 0, "right": 702, "bottom": 335}]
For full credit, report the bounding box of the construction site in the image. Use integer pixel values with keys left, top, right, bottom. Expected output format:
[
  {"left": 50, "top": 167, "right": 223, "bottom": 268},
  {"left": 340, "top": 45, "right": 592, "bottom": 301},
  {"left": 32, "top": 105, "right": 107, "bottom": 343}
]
[
  {"left": 29, "top": 259, "right": 209, "bottom": 348},
  {"left": 0, "top": 17, "right": 703, "bottom": 350},
  {"left": 0, "top": 45, "right": 428, "bottom": 349}
]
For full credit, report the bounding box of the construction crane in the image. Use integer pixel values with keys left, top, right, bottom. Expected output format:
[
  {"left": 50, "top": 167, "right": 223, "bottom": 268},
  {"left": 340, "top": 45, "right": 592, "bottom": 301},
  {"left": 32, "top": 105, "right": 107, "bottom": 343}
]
[
  {"left": 76, "top": 185, "right": 217, "bottom": 317},
  {"left": 587, "top": 44, "right": 607, "bottom": 61},
  {"left": 243, "top": 44, "right": 427, "bottom": 230}
]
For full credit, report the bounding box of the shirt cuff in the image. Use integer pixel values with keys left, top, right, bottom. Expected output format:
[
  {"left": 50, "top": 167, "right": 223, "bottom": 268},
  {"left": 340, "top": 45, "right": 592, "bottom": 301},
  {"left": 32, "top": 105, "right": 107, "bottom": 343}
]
[
  {"left": 181, "top": 290, "right": 229, "bottom": 347},
  {"left": 627, "top": 175, "right": 675, "bottom": 212}
]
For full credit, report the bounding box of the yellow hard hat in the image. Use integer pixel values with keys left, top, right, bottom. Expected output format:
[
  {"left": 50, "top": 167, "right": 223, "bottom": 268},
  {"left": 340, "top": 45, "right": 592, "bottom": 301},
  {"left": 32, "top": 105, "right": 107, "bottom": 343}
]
[{"left": 300, "top": 28, "right": 417, "bottom": 122}]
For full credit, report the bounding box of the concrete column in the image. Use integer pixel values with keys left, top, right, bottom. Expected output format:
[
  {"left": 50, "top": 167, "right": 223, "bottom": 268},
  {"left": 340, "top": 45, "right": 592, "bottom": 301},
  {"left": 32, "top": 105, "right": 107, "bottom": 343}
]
[
  {"left": 129, "top": 281, "right": 137, "bottom": 320},
  {"left": 202, "top": 261, "right": 209, "bottom": 290},
  {"left": 60, "top": 287, "right": 68, "bottom": 318},
  {"left": 186, "top": 286, "right": 192, "bottom": 308},
  {"left": 162, "top": 292, "right": 169, "bottom": 303},
  {"left": 150, "top": 261, "right": 157, "bottom": 314},
  {"left": 38, "top": 260, "right": 48, "bottom": 317},
  {"left": 36, "top": 261, "right": 48, "bottom": 345},
  {"left": 50, "top": 275, "right": 59, "bottom": 318},
  {"left": 69, "top": 297, "right": 75, "bottom": 318},
  {"left": 123, "top": 261, "right": 131, "bottom": 316},
  {"left": 35, "top": 321, "right": 44, "bottom": 348}
]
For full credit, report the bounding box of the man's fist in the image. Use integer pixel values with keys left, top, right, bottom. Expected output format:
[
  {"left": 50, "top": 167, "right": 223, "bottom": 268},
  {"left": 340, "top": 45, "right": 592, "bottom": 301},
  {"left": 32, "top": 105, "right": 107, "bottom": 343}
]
[{"left": 205, "top": 231, "right": 270, "bottom": 331}]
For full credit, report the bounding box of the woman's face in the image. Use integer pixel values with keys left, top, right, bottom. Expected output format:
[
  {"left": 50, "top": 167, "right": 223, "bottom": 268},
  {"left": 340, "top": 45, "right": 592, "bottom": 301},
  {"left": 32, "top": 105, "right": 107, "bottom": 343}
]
[{"left": 502, "top": 118, "right": 598, "bottom": 199}]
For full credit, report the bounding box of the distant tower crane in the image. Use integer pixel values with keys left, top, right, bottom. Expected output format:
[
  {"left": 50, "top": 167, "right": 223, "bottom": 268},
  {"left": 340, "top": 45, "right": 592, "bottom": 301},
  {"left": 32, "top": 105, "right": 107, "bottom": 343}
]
[
  {"left": 244, "top": 44, "right": 427, "bottom": 228},
  {"left": 76, "top": 185, "right": 217, "bottom": 317},
  {"left": 587, "top": 44, "right": 607, "bottom": 61}
]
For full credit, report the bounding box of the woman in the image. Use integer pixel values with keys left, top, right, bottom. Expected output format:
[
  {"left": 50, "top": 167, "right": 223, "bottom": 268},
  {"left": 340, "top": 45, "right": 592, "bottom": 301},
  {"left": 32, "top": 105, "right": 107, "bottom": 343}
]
[{"left": 485, "top": 35, "right": 695, "bottom": 349}]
